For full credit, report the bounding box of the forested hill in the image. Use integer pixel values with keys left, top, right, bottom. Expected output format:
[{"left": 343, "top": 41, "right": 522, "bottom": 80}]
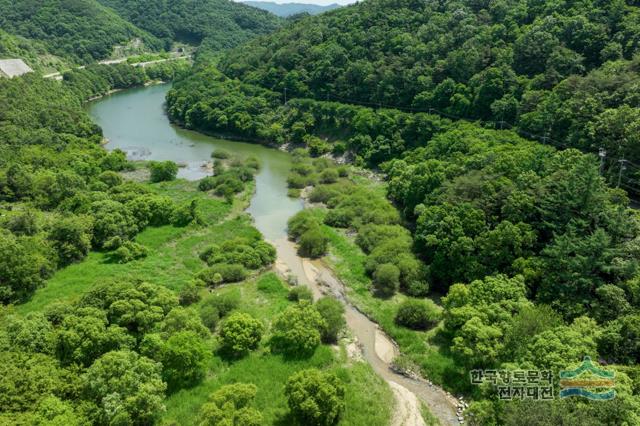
[
  {"left": 0, "top": 0, "right": 161, "bottom": 64},
  {"left": 218, "top": 0, "right": 640, "bottom": 179},
  {"left": 96, "top": 0, "right": 283, "bottom": 50}
]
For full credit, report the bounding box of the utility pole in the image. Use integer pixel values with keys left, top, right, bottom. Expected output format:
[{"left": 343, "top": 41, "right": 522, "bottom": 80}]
[
  {"left": 598, "top": 148, "right": 607, "bottom": 175},
  {"left": 618, "top": 158, "right": 627, "bottom": 188}
]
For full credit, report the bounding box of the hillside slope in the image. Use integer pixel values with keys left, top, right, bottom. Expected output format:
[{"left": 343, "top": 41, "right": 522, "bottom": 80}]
[
  {"left": 0, "top": 0, "right": 161, "bottom": 63},
  {"left": 217, "top": 0, "right": 640, "bottom": 176},
  {"left": 96, "top": 0, "right": 283, "bottom": 50}
]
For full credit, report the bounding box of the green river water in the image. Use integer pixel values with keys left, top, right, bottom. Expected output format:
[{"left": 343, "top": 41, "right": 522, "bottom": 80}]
[{"left": 88, "top": 83, "right": 302, "bottom": 241}]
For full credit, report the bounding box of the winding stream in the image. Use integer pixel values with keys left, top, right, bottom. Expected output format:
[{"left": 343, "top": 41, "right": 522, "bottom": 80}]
[{"left": 89, "top": 83, "right": 459, "bottom": 426}]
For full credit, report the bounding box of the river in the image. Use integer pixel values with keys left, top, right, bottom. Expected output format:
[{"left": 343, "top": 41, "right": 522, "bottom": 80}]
[
  {"left": 89, "top": 83, "right": 460, "bottom": 426},
  {"left": 88, "top": 83, "right": 302, "bottom": 242}
]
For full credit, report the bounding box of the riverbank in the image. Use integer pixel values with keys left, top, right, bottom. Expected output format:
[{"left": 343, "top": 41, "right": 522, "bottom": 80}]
[{"left": 271, "top": 237, "right": 458, "bottom": 425}]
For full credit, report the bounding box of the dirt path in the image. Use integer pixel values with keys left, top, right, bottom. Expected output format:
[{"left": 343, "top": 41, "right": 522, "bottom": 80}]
[{"left": 272, "top": 237, "right": 460, "bottom": 426}]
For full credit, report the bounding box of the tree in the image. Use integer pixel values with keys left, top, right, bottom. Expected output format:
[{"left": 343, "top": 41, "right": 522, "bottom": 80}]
[
  {"left": 372, "top": 263, "right": 400, "bottom": 297},
  {"left": 285, "top": 369, "right": 345, "bottom": 426},
  {"left": 56, "top": 308, "right": 135, "bottom": 366},
  {"left": 452, "top": 316, "right": 504, "bottom": 368},
  {"left": 0, "top": 230, "right": 52, "bottom": 303},
  {"left": 315, "top": 297, "right": 345, "bottom": 343},
  {"left": 82, "top": 350, "right": 166, "bottom": 425},
  {"left": 197, "top": 383, "right": 262, "bottom": 426},
  {"left": 219, "top": 312, "right": 264, "bottom": 357},
  {"left": 271, "top": 301, "right": 325, "bottom": 356},
  {"left": 598, "top": 315, "right": 640, "bottom": 364},
  {"left": 48, "top": 215, "right": 93, "bottom": 265},
  {"left": 179, "top": 281, "right": 203, "bottom": 306},
  {"left": 149, "top": 161, "right": 178, "bottom": 182},
  {"left": 161, "top": 331, "right": 209, "bottom": 391}
]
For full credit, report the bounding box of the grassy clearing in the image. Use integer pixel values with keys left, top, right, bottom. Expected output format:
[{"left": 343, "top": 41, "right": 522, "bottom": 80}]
[
  {"left": 17, "top": 179, "right": 252, "bottom": 314},
  {"left": 162, "top": 273, "right": 394, "bottom": 426}
]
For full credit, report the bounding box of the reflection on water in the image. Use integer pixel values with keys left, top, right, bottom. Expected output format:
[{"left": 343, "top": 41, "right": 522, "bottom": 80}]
[{"left": 88, "top": 83, "right": 302, "bottom": 241}]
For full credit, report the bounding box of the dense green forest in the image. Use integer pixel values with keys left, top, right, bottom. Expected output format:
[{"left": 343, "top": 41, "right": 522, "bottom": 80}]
[
  {"left": 0, "top": 0, "right": 283, "bottom": 66},
  {"left": 0, "top": 0, "right": 161, "bottom": 63},
  {"left": 96, "top": 0, "right": 283, "bottom": 51},
  {"left": 210, "top": 0, "right": 640, "bottom": 183}
]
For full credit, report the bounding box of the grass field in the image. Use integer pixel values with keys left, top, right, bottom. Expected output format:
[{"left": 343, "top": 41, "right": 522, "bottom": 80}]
[
  {"left": 161, "top": 272, "right": 394, "bottom": 425},
  {"left": 17, "top": 178, "right": 251, "bottom": 314}
]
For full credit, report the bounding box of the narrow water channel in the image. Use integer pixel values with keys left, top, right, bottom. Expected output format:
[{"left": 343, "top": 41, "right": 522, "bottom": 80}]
[{"left": 88, "top": 83, "right": 302, "bottom": 242}]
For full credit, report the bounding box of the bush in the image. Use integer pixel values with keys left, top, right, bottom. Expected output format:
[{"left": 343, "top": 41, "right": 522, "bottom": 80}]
[
  {"left": 319, "top": 168, "right": 339, "bottom": 184},
  {"left": 199, "top": 305, "right": 220, "bottom": 331},
  {"left": 149, "top": 161, "right": 178, "bottom": 182},
  {"left": 198, "top": 176, "right": 217, "bottom": 191},
  {"left": 110, "top": 241, "right": 148, "bottom": 264},
  {"left": 372, "top": 263, "right": 400, "bottom": 297},
  {"left": 171, "top": 200, "right": 199, "bottom": 226},
  {"left": 287, "top": 210, "right": 320, "bottom": 240},
  {"left": 211, "top": 150, "right": 230, "bottom": 159},
  {"left": 315, "top": 297, "right": 345, "bottom": 343},
  {"left": 198, "top": 263, "right": 248, "bottom": 285},
  {"left": 285, "top": 369, "right": 345, "bottom": 426},
  {"left": 309, "top": 185, "right": 341, "bottom": 204},
  {"left": 298, "top": 228, "right": 329, "bottom": 258},
  {"left": 287, "top": 286, "right": 313, "bottom": 302},
  {"left": 179, "top": 281, "right": 202, "bottom": 306},
  {"left": 201, "top": 293, "right": 240, "bottom": 318},
  {"left": 271, "top": 302, "right": 325, "bottom": 357},
  {"left": 394, "top": 299, "right": 441, "bottom": 330},
  {"left": 355, "top": 224, "right": 412, "bottom": 254},
  {"left": 98, "top": 171, "right": 123, "bottom": 187},
  {"left": 219, "top": 312, "right": 264, "bottom": 357}
]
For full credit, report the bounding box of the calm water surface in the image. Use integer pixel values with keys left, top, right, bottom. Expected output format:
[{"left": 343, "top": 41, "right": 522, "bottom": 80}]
[{"left": 88, "top": 83, "right": 302, "bottom": 241}]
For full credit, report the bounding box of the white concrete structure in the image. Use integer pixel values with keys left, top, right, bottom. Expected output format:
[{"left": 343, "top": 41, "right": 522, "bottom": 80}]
[{"left": 0, "top": 59, "right": 33, "bottom": 78}]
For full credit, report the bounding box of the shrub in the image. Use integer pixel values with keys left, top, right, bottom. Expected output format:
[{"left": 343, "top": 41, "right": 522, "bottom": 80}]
[
  {"left": 315, "top": 297, "right": 346, "bottom": 343},
  {"left": 211, "top": 150, "right": 230, "bottom": 159},
  {"left": 394, "top": 299, "right": 441, "bottom": 330},
  {"left": 287, "top": 210, "right": 320, "bottom": 240},
  {"left": 198, "top": 176, "right": 217, "bottom": 191},
  {"left": 372, "top": 263, "right": 400, "bottom": 297},
  {"left": 198, "top": 263, "right": 248, "bottom": 285},
  {"left": 319, "top": 168, "right": 339, "bottom": 184},
  {"left": 271, "top": 302, "right": 325, "bottom": 357},
  {"left": 287, "top": 286, "right": 313, "bottom": 302},
  {"left": 285, "top": 369, "right": 345, "bottom": 426},
  {"left": 171, "top": 200, "right": 199, "bottom": 226},
  {"left": 355, "top": 224, "right": 412, "bottom": 254},
  {"left": 201, "top": 292, "right": 240, "bottom": 317},
  {"left": 219, "top": 312, "right": 264, "bottom": 357},
  {"left": 179, "top": 281, "right": 203, "bottom": 306},
  {"left": 309, "top": 185, "right": 341, "bottom": 204},
  {"left": 48, "top": 215, "right": 93, "bottom": 265},
  {"left": 110, "top": 241, "right": 148, "bottom": 264},
  {"left": 149, "top": 161, "right": 178, "bottom": 182},
  {"left": 199, "top": 305, "right": 220, "bottom": 331},
  {"left": 98, "top": 171, "right": 123, "bottom": 187},
  {"left": 298, "top": 228, "right": 329, "bottom": 258}
]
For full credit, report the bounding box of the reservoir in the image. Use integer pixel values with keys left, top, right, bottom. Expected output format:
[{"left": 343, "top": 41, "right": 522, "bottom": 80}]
[{"left": 88, "top": 83, "right": 302, "bottom": 242}]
